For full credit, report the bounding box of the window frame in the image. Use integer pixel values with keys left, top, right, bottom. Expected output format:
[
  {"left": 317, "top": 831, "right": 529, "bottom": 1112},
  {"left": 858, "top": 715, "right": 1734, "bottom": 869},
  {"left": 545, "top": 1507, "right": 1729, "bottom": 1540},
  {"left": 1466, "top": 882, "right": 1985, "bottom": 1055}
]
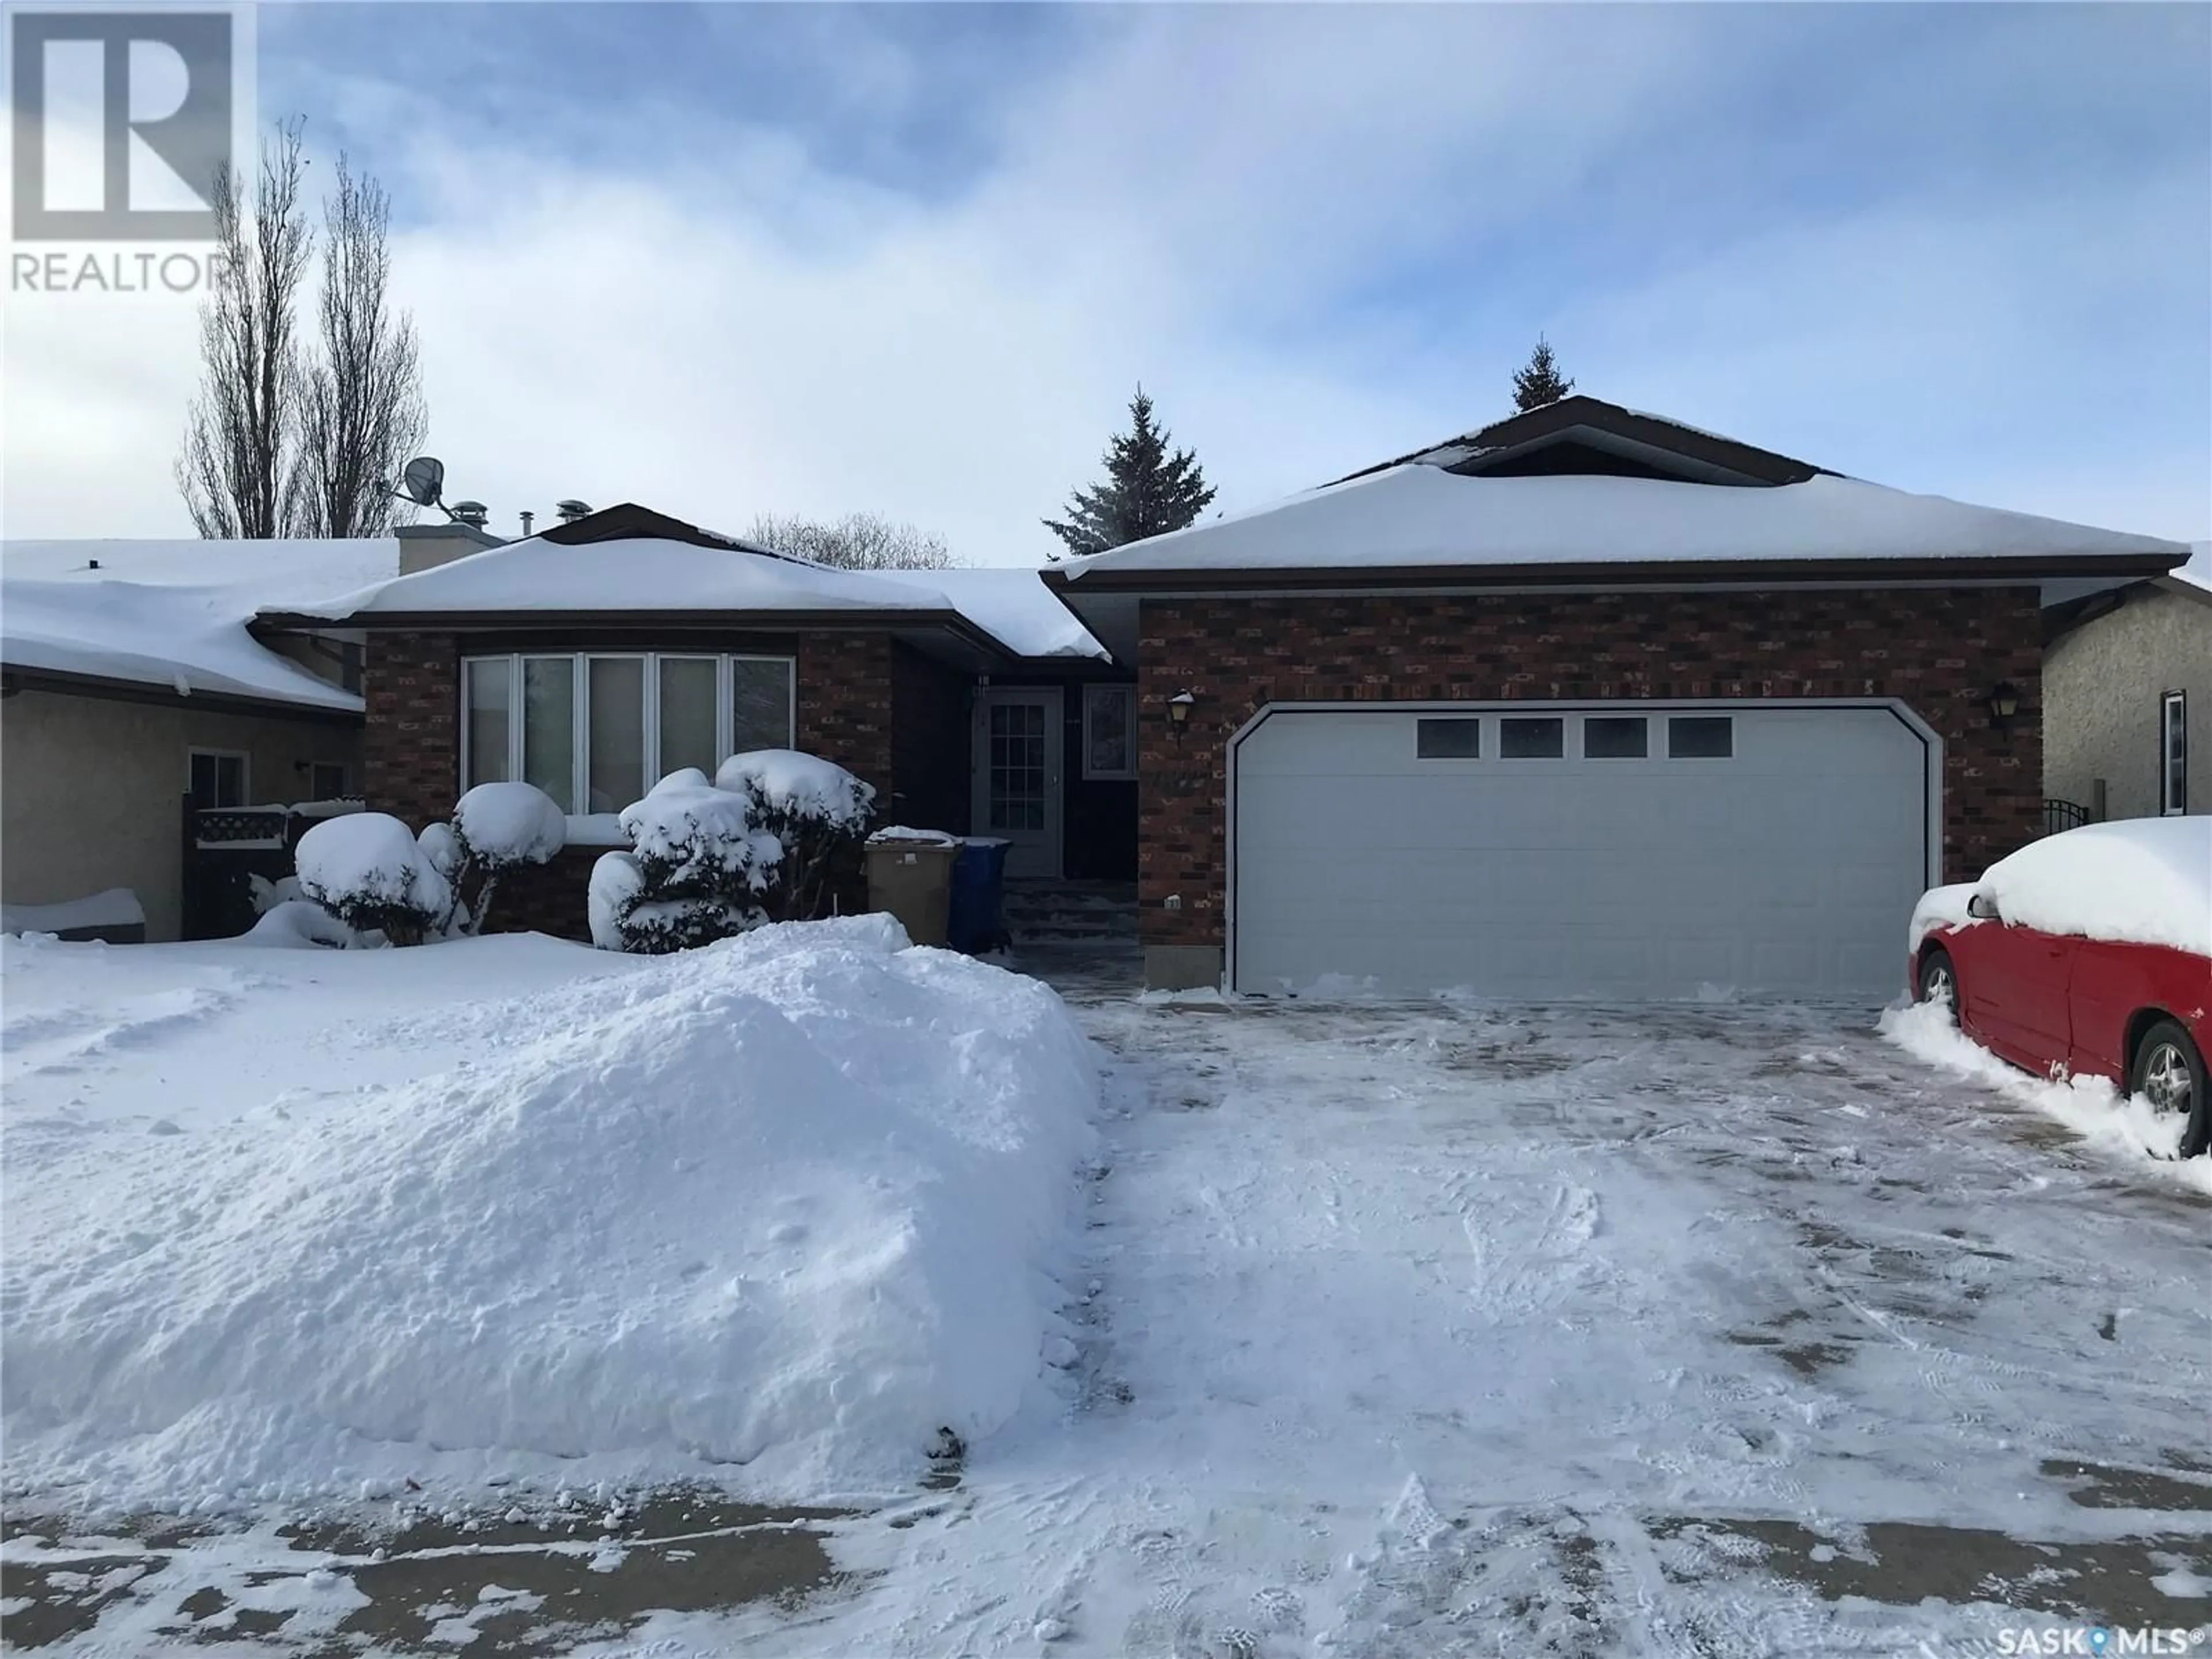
[
  {"left": 1082, "top": 683, "right": 1138, "bottom": 781},
  {"left": 307, "top": 761, "right": 350, "bottom": 800},
  {"left": 460, "top": 651, "right": 797, "bottom": 813},
  {"left": 187, "top": 747, "right": 251, "bottom": 809},
  {"left": 1498, "top": 714, "right": 1566, "bottom": 760},
  {"left": 2161, "top": 690, "right": 2187, "bottom": 816}
]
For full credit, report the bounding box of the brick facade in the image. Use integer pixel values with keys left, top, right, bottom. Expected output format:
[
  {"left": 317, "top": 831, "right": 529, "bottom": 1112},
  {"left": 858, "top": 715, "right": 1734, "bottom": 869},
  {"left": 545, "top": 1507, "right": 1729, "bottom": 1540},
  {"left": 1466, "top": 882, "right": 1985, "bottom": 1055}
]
[
  {"left": 1135, "top": 587, "right": 2044, "bottom": 950},
  {"left": 361, "top": 629, "right": 923, "bottom": 940}
]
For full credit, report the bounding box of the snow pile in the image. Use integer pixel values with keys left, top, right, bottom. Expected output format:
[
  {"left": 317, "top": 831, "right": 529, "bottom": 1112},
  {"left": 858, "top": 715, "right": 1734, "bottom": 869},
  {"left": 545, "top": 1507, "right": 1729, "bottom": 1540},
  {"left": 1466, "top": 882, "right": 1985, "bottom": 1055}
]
[
  {"left": 0, "top": 918, "right": 1100, "bottom": 1514},
  {"left": 0, "top": 888, "right": 145, "bottom": 936},
  {"left": 238, "top": 898, "right": 355, "bottom": 949},
  {"left": 453, "top": 782, "right": 567, "bottom": 866},
  {"left": 715, "top": 749, "right": 877, "bottom": 828},
  {"left": 1880, "top": 999, "right": 2210, "bottom": 1192},
  {"left": 1976, "top": 817, "right": 2211, "bottom": 957},
  {"left": 296, "top": 813, "right": 452, "bottom": 925}
]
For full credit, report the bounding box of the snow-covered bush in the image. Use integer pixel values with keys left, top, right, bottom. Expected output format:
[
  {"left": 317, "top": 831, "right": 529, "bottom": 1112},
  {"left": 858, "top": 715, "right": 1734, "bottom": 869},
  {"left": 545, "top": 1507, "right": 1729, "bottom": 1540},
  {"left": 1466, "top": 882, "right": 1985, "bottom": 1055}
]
[
  {"left": 448, "top": 782, "right": 567, "bottom": 934},
  {"left": 592, "top": 770, "right": 782, "bottom": 954},
  {"left": 296, "top": 813, "right": 452, "bottom": 946},
  {"left": 715, "top": 749, "right": 877, "bottom": 923}
]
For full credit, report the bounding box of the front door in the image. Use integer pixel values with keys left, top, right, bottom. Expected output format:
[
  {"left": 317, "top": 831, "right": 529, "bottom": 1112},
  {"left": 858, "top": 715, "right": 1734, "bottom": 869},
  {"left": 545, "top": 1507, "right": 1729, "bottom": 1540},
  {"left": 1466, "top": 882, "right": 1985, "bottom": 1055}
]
[{"left": 972, "top": 688, "right": 1063, "bottom": 879}]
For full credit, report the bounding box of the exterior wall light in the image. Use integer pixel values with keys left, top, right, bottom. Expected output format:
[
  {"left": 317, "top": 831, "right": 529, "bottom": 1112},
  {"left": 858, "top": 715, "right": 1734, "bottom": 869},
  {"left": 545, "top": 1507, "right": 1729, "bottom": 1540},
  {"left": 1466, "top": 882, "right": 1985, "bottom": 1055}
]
[
  {"left": 1988, "top": 682, "right": 2022, "bottom": 728},
  {"left": 1168, "top": 691, "right": 1195, "bottom": 724}
]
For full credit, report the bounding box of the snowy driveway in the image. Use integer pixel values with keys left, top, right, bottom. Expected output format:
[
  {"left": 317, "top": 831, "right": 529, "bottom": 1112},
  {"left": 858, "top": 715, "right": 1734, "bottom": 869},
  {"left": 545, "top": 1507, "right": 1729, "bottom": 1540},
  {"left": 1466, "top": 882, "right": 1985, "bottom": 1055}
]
[
  {"left": 12, "top": 974, "right": 2210, "bottom": 1656},
  {"left": 801, "top": 988, "right": 2212, "bottom": 1657}
]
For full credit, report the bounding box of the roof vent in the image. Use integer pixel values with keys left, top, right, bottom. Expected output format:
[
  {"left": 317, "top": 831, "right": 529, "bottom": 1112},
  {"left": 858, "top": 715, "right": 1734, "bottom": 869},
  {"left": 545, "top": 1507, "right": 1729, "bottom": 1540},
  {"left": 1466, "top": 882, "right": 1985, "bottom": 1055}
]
[
  {"left": 450, "top": 500, "right": 490, "bottom": 529},
  {"left": 555, "top": 499, "right": 592, "bottom": 525}
]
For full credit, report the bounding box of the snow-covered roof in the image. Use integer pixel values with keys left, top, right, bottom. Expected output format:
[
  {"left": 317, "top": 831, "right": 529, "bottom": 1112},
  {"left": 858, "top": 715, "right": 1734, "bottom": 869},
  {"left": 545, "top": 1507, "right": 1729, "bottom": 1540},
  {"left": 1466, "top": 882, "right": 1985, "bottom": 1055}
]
[
  {"left": 872, "top": 567, "right": 1106, "bottom": 659},
  {"left": 285, "top": 535, "right": 1107, "bottom": 660},
  {"left": 1057, "top": 468, "right": 2191, "bottom": 581},
  {"left": 1, "top": 537, "right": 396, "bottom": 712}
]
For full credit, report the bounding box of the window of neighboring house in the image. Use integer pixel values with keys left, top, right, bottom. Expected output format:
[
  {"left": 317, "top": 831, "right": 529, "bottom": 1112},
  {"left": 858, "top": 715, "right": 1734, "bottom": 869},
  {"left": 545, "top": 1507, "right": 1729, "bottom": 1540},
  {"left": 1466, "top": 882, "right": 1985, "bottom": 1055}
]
[
  {"left": 462, "top": 653, "right": 796, "bottom": 812},
  {"left": 1083, "top": 684, "right": 1138, "bottom": 779},
  {"left": 1499, "top": 716, "right": 1565, "bottom": 759},
  {"left": 2162, "top": 690, "right": 2187, "bottom": 815},
  {"left": 187, "top": 749, "right": 248, "bottom": 810},
  {"left": 308, "top": 762, "right": 349, "bottom": 800}
]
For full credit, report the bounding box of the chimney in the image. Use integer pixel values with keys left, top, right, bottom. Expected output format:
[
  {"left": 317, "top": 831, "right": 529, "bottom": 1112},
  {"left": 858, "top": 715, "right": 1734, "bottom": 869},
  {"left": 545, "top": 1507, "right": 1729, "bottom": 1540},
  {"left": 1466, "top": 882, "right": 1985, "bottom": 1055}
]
[
  {"left": 555, "top": 498, "right": 592, "bottom": 525},
  {"left": 396, "top": 518, "right": 505, "bottom": 574},
  {"left": 450, "top": 500, "right": 490, "bottom": 529},
  {"left": 519, "top": 510, "right": 535, "bottom": 537}
]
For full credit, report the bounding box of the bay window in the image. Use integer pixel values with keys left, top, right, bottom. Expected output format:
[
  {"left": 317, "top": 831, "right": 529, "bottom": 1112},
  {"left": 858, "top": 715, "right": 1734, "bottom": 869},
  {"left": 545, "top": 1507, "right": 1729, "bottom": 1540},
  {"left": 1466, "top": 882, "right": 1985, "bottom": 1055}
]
[{"left": 460, "top": 652, "right": 796, "bottom": 813}]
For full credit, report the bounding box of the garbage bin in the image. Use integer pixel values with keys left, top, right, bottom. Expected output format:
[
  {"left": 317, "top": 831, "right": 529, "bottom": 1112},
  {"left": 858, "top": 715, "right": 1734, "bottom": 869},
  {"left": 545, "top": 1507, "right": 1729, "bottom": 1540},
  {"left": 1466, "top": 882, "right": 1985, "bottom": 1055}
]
[
  {"left": 947, "top": 837, "right": 1011, "bottom": 954},
  {"left": 863, "top": 828, "right": 961, "bottom": 948}
]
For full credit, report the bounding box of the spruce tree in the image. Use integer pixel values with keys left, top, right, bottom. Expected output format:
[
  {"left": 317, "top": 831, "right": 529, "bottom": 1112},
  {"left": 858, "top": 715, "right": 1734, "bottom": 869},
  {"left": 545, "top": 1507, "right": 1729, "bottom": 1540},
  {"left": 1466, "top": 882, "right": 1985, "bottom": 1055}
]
[
  {"left": 1043, "top": 387, "right": 1217, "bottom": 558},
  {"left": 1510, "top": 336, "right": 1575, "bottom": 413}
]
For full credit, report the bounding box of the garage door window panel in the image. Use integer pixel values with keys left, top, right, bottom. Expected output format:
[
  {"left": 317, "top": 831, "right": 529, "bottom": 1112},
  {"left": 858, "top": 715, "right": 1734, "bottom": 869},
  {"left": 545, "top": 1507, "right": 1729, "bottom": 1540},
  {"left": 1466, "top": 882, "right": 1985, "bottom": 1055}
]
[
  {"left": 1584, "top": 716, "right": 1648, "bottom": 759},
  {"left": 1416, "top": 718, "right": 1480, "bottom": 759},
  {"left": 1499, "top": 717, "right": 1565, "bottom": 759},
  {"left": 1668, "top": 716, "right": 1734, "bottom": 759}
]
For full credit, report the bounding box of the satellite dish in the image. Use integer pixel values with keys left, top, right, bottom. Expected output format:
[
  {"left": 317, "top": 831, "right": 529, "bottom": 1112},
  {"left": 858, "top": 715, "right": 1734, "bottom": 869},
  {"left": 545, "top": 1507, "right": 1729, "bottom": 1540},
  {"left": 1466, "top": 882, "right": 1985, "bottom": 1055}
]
[{"left": 399, "top": 456, "right": 445, "bottom": 507}]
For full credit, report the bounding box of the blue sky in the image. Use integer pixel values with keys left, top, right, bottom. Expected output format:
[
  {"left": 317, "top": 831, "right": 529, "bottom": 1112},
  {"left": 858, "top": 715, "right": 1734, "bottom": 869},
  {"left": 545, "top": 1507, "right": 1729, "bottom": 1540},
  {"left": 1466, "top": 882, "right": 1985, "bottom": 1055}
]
[{"left": 12, "top": 2, "right": 2209, "bottom": 558}]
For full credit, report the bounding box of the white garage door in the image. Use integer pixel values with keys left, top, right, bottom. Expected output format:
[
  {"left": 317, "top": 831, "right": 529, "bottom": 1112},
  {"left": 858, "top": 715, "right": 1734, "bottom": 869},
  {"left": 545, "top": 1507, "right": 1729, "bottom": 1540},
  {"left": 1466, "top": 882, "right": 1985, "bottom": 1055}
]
[{"left": 1232, "top": 704, "right": 1934, "bottom": 1001}]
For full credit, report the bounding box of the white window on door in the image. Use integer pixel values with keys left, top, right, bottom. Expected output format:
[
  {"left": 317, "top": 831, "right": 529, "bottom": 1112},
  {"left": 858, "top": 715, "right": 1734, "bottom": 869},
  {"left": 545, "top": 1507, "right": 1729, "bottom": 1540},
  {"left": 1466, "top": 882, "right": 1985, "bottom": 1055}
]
[
  {"left": 1083, "top": 684, "right": 1137, "bottom": 780},
  {"left": 308, "top": 762, "right": 350, "bottom": 800},
  {"left": 188, "top": 749, "right": 248, "bottom": 809},
  {"left": 2161, "top": 690, "right": 2187, "bottom": 815}
]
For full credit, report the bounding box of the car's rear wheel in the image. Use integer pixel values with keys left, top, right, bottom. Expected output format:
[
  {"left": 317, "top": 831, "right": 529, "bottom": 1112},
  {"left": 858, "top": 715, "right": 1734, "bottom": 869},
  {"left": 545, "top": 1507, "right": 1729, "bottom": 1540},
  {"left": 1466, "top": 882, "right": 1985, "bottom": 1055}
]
[
  {"left": 2131, "top": 1019, "right": 2209, "bottom": 1158},
  {"left": 1918, "top": 947, "right": 1957, "bottom": 1012}
]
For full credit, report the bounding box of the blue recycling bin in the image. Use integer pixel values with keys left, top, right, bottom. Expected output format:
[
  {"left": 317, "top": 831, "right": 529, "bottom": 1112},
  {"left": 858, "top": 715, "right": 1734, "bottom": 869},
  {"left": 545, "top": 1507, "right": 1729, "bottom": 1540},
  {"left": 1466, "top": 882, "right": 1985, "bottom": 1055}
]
[{"left": 946, "top": 837, "right": 1011, "bottom": 954}]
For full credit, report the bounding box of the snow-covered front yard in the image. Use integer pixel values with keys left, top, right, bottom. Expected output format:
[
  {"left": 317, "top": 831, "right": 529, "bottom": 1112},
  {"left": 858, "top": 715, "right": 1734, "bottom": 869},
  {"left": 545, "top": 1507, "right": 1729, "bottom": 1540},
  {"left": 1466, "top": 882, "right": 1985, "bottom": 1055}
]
[{"left": 3, "top": 936, "right": 2207, "bottom": 1655}]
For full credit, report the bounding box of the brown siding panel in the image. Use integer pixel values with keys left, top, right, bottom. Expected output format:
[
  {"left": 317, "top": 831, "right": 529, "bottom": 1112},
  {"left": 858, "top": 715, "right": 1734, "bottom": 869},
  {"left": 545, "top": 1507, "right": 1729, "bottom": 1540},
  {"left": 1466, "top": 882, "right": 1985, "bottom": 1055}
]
[{"left": 1135, "top": 588, "right": 2043, "bottom": 949}]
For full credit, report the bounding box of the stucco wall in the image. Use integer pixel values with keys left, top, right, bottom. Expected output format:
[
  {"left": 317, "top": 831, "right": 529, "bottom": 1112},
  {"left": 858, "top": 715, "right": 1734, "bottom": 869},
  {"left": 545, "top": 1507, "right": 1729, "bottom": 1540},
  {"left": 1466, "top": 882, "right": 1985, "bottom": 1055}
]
[
  {"left": 0, "top": 689, "right": 361, "bottom": 941},
  {"left": 2044, "top": 585, "right": 2211, "bottom": 820}
]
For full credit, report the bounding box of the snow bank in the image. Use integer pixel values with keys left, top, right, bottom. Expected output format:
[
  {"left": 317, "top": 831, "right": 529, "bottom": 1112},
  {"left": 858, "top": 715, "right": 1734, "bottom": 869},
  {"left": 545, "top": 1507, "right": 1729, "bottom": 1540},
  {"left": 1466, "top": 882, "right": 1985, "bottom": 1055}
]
[
  {"left": 714, "top": 749, "right": 876, "bottom": 828},
  {"left": 1, "top": 888, "right": 145, "bottom": 935},
  {"left": 1, "top": 918, "right": 1100, "bottom": 1514},
  {"left": 296, "top": 812, "right": 452, "bottom": 920},
  {"left": 1976, "top": 817, "right": 2211, "bottom": 957},
  {"left": 237, "top": 898, "right": 354, "bottom": 949},
  {"left": 1880, "top": 1000, "right": 2210, "bottom": 1194},
  {"left": 453, "top": 781, "right": 567, "bottom": 865}
]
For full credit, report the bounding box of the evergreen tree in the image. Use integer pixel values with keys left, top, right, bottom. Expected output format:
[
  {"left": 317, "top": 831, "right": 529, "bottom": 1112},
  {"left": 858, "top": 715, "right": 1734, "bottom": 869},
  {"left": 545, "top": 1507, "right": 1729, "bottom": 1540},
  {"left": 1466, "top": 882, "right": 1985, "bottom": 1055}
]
[
  {"left": 1510, "top": 336, "right": 1575, "bottom": 413},
  {"left": 1043, "top": 387, "right": 1217, "bottom": 558}
]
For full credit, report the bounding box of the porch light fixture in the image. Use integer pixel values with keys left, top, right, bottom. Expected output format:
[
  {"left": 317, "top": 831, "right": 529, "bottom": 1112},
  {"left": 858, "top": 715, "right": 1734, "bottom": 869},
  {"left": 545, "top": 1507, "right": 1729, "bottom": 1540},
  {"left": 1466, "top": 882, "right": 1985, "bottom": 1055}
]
[
  {"left": 1987, "top": 681, "right": 2022, "bottom": 729},
  {"left": 1168, "top": 691, "right": 1195, "bottom": 724}
]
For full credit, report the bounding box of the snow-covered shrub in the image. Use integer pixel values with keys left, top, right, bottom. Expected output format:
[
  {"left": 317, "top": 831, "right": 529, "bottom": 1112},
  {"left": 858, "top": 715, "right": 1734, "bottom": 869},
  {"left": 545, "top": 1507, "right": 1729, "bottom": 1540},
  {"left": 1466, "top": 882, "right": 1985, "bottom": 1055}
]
[
  {"left": 714, "top": 749, "right": 877, "bottom": 923},
  {"left": 296, "top": 813, "right": 452, "bottom": 946},
  {"left": 416, "top": 821, "right": 463, "bottom": 882},
  {"left": 245, "top": 872, "right": 304, "bottom": 916},
  {"left": 595, "top": 770, "right": 782, "bottom": 954},
  {"left": 448, "top": 782, "right": 567, "bottom": 934}
]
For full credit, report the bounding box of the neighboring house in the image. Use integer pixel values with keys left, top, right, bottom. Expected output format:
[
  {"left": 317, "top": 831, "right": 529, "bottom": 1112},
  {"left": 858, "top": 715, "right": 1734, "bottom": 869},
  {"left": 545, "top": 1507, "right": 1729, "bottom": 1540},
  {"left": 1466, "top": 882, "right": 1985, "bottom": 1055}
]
[
  {"left": 256, "top": 505, "right": 1124, "bottom": 936},
  {"left": 1043, "top": 396, "right": 2192, "bottom": 998},
  {"left": 0, "top": 523, "right": 494, "bottom": 941},
  {"left": 2043, "top": 542, "right": 2210, "bottom": 823}
]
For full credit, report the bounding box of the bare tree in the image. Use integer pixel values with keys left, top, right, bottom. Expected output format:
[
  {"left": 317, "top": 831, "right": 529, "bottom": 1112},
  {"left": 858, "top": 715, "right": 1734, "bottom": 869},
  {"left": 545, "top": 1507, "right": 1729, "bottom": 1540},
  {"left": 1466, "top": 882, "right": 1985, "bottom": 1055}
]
[
  {"left": 176, "top": 119, "right": 313, "bottom": 539},
  {"left": 746, "top": 511, "right": 956, "bottom": 570},
  {"left": 291, "top": 154, "right": 425, "bottom": 537}
]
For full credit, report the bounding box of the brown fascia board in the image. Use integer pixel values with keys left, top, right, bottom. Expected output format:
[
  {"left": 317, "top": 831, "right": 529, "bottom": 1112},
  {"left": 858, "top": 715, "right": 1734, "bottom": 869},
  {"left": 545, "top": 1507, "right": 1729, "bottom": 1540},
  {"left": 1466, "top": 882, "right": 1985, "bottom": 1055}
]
[
  {"left": 254, "top": 606, "right": 1020, "bottom": 660},
  {"left": 1, "top": 662, "right": 362, "bottom": 722},
  {"left": 1330, "top": 396, "right": 1832, "bottom": 488},
  {"left": 1043, "top": 551, "right": 2187, "bottom": 595}
]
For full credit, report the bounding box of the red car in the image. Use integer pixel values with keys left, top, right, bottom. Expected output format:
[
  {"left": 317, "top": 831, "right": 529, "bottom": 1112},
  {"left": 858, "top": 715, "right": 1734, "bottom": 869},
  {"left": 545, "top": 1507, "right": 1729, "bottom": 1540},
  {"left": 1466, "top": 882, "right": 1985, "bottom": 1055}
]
[{"left": 1909, "top": 818, "right": 2210, "bottom": 1158}]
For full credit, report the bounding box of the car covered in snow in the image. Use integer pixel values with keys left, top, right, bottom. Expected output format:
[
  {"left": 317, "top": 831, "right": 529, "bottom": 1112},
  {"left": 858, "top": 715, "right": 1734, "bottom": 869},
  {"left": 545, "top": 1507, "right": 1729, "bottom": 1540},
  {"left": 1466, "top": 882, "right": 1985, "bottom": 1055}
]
[{"left": 1908, "top": 816, "right": 2210, "bottom": 1156}]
